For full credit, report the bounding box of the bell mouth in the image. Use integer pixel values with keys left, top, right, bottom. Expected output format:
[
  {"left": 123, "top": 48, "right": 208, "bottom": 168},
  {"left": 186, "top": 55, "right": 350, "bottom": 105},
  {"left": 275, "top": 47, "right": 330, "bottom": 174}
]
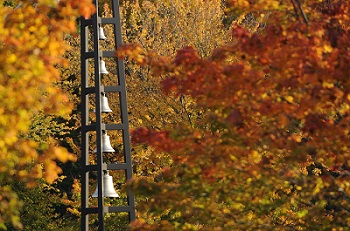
[
  {"left": 94, "top": 133, "right": 115, "bottom": 153},
  {"left": 100, "top": 59, "right": 109, "bottom": 74},
  {"left": 99, "top": 26, "right": 107, "bottom": 40},
  {"left": 92, "top": 171, "right": 120, "bottom": 198}
]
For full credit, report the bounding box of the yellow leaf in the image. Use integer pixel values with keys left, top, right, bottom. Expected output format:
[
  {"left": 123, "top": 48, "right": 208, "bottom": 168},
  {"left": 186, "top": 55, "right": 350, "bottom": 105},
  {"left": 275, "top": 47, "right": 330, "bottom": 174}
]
[
  {"left": 323, "top": 44, "right": 333, "bottom": 53},
  {"left": 285, "top": 96, "right": 294, "bottom": 103}
]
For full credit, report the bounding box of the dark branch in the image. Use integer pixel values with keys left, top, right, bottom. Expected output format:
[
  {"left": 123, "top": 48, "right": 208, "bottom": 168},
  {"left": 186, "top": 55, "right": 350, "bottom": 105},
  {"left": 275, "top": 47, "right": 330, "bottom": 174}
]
[{"left": 296, "top": 0, "right": 309, "bottom": 25}]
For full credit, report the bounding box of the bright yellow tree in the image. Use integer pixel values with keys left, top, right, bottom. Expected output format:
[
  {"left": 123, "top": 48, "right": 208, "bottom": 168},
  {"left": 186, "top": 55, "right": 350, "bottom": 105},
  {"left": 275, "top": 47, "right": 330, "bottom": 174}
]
[
  {"left": 52, "top": 1, "right": 229, "bottom": 229},
  {"left": 0, "top": 0, "right": 94, "bottom": 229},
  {"left": 119, "top": 0, "right": 228, "bottom": 180}
]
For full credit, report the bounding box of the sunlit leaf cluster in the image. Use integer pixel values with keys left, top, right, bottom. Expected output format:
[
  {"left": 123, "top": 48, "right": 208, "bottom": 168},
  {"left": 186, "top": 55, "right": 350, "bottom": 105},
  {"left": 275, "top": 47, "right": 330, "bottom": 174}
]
[{"left": 0, "top": 0, "right": 94, "bottom": 228}]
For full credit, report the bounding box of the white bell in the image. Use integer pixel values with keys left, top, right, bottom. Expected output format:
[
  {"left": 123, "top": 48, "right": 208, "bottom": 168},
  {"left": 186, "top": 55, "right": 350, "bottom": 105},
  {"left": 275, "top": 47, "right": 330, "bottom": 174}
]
[
  {"left": 100, "top": 59, "right": 108, "bottom": 74},
  {"left": 101, "top": 93, "right": 112, "bottom": 113},
  {"left": 92, "top": 171, "right": 119, "bottom": 198},
  {"left": 99, "top": 26, "right": 106, "bottom": 40},
  {"left": 94, "top": 93, "right": 112, "bottom": 113},
  {"left": 94, "top": 133, "right": 115, "bottom": 153}
]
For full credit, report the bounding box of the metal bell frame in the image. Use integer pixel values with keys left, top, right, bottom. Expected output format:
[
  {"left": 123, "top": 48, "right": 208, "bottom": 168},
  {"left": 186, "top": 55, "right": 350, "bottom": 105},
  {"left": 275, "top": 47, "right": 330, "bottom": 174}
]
[{"left": 80, "top": 0, "right": 136, "bottom": 230}]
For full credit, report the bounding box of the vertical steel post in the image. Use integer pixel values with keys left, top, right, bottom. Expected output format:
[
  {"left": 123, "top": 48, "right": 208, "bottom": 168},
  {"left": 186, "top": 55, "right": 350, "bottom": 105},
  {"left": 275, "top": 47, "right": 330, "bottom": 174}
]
[
  {"left": 80, "top": 1, "right": 135, "bottom": 230},
  {"left": 80, "top": 16, "right": 90, "bottom": 231}
]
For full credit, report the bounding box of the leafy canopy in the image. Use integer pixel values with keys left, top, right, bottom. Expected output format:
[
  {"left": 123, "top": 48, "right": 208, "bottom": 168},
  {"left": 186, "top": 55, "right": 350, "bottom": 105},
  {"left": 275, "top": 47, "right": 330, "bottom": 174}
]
[
  {"left": 0, "top": 0, "right": 94, "bottom": 229},
  {"left": 118, "top": 0, "right": 350, "bottom": 230}
]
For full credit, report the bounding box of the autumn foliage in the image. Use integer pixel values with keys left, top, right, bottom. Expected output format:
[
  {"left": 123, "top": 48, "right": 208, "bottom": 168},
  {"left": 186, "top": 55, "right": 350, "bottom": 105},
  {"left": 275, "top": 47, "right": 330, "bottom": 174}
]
[
  {"left": 118, "top": 0, "right": 350, "bottom": 230},
  {"left": 0, "top": 0, "right": 94, "bottom": 229},
  {"left": 1, "top": 0, "right": 350, "bottom": 229}
]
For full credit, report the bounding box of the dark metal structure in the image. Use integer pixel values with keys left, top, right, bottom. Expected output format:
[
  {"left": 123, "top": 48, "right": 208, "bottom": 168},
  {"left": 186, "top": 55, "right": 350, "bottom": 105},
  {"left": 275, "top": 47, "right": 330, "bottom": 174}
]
[{"left": 80, "top": 1, "right": 135, "bottom": 230}]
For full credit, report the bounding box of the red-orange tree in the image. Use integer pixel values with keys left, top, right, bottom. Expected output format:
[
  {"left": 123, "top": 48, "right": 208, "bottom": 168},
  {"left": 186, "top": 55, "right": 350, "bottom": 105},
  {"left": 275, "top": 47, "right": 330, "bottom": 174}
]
[{"left": 118, "top": 0, "right": 350, "bottom": 230}]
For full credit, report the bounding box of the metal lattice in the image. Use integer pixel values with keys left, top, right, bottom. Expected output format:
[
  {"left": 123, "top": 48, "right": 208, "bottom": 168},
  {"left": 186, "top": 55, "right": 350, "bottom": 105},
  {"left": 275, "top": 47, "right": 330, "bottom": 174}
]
[{"left": 80, "top": 1, "right": 135, "bottom": 230}]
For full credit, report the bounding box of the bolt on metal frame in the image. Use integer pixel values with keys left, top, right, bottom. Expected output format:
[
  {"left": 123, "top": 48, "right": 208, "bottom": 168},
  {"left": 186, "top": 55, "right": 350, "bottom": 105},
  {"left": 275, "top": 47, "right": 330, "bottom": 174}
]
[{"left": 80, "top": 1, "right": 135, "bottom": 230}]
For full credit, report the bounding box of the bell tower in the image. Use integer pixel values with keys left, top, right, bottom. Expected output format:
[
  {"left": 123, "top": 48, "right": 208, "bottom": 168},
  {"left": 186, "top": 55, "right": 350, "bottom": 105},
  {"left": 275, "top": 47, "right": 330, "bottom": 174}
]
[{"left": 80, "top": 1, "right": 135, "bottom": 230}]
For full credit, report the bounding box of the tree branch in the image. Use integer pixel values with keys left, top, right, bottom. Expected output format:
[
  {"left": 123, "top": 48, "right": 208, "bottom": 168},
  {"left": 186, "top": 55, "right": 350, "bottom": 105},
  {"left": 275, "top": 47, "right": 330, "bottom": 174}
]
[
  {"left": 290, "top": 0, "right": 309, "bottom": 25},
  {"left": 296, "top": 0, "right": 309, "bottom": 25}
]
